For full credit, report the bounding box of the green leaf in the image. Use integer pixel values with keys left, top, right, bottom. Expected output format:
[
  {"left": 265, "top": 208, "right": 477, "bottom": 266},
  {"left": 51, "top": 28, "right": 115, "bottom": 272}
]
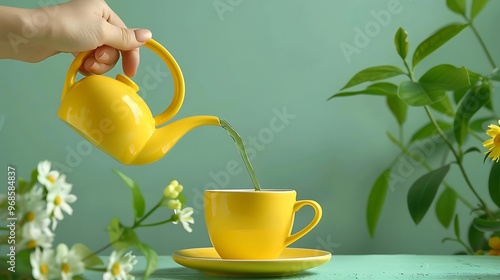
[
  {"left": 453, "top": 82, "right": 491, "bottom": 146},
  {"left": 473, "top": 217, "right": 500, "bottom": 232},
  {"left": 121, "top": 228, "right": 140, "bottom": 246},
  {"left": 453, "top": 71, "right": 481, "bottom": 104},
  {"left": 420, "top": 65, "right": 470, "bottom": 91},
  {"left": 367, "top": 168, "right": 391, "bottom": 237},
  {"left": 492, "top": 68, "right": 500, "bottom": 82},
  {"left": 435, "top": 188, "right": 456, "bottom": 228},
  {"left": 18, "top": 169, "right": 39, "bottom": 194},
  {"left": 17, "top": 178, "right": 30, "bottom": 194},
  {"left": 398, "top": 65, "right": 469, "bottom": 106},
  {"left": 464, "top": 147, "right": 481, "bottom": 155},
  {"left": 107, "top": 218, "right": 137, "bottom": 251},
  {"left": 177, "top": 192, "right": 187, "bottom": 208},
  {"left": 394, "top": 27, "right": 409, "bottom": 60},
  {"left": 398, "top": 81, "right": 436, "bottom": 106},
  {"left": 398, "top": 81, "right": 445, "bottom": 106},
  {"left": 340, "top": 66, "right": 406, "bottom": 90},
  {"left": 453, "top": 86, "right": 471, "bottom": 104},
  {"left": 114, "top": 170, "right": 146, "bottom": 219},
  {"left": 138, "top": 242, "right": 159, "bottom": 280},
  {"left": 409, "top": 121, "right": 452, "bottom": 143},
  {"left": 471, "top": 0, "right": 489, "bottom": 20},
  {"left": 0, "top": 250, "right": 32, "bottom": 278},
  {"left": 71, "top": 243, "right": 103, "bottom": 268},
  {"left": 470, "top": 117, "right": 495, "bottom": 132},
  {"left": 429, "top": 96, "right": 455, "bottom": 117},
  {"left": 468, "top": 216, "right": 488, "bottom": 251},
  {"left": 412, "top": 24, "right": 468, "bottom": 68},
  {"left": 454, "top": 215, "right": 461, "bottom": 238},
  {"left": 329, "top": 82, "right": 398, "bottom": 100},
  {"left": 484, "top": 151, "right": 493, "bottom": 163},
  {"left": 489, "top": 162, "right": 500, "bottom": 208},
  {"left": 407, "top": 165, "right": 450, "bottom": 224},
  {"left": 446, "top": 0, "right": 466, "bottom": 16},
  {"left": 107, "top": 217, "right": 124, "bottom": 244},
  {"left": 386, "top": 96, "right": 407, "bottom": 126}
]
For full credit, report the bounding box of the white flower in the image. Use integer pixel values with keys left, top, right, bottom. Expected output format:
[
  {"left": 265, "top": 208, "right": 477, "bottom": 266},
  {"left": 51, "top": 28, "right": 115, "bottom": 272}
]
[
  {"left": 55, "top": 243, "right": 85, "bottom": 280},
  {"left": 163, "top": 180, "right": 183, "bottom": 199},
  {"left": 46, "top": 182, "right": 77, "bottom": 230},
  {"left": 20, "top": 226, "right": 53, "bottom": 250},
  {"left": 17, "top": 185, "right": 45, "bottom": 217},
  {"left": 30, "top": 247, "right": 55, "bottom": 280},
  {"left": 21, "top": 210, "right": 53, "bottom": 239},
  {"left": 18, "top": 186, "right": 53, "bottom": 238},
  {"left": 37, "top": 160, "right": 61, "bottom": 190},
  {"left": 103, "top": 250, "right": 138, "bottom": 280},
  {"left": 173, "top": 207, "right": 194, "bottom": 233}
]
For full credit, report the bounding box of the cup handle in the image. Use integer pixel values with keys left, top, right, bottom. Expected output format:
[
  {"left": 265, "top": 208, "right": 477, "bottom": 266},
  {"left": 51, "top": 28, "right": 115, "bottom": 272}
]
[{"left": 284, "top": 200, "right": 322, "bottom": 247}]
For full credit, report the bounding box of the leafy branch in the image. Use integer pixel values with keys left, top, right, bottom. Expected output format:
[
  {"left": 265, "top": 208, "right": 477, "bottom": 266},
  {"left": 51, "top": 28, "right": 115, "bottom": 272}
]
[{"left": 329, "top": 0, "right": 500, "bottom": 254}]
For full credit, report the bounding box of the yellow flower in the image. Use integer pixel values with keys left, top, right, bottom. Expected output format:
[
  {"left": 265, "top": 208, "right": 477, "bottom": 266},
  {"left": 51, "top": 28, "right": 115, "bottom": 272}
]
[
  {"left": 487, "top": 236, "right": 500, "bottom": 256},
  {"left": 483, "top": 120, "right": 500, "bottom": 162}
]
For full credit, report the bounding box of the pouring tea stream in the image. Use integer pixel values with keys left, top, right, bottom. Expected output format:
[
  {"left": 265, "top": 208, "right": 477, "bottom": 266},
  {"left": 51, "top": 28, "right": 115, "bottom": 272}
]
[{"left": 58, "top": 39, "right": 261, "bottom": 190}]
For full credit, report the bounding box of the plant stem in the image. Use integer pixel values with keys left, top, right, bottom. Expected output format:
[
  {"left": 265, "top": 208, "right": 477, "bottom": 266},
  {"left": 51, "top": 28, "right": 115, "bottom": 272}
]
[
  {"left": 387, "top": 132, "right": 475, "bottom": 210},
  {"left": 457, "top": 238, "right": 475, "bottom": 255},
  {"left": 84, "top": 199, "right": 166, "bottom": 261},
  {"left": 139, "top": 218, "right": 174, "bottom": 228},
  {"left": 82, "top": 241, "right": 116, "bottom": 261},
  {"left": 132, "top": 200, "right": 164, "bottom": 228},
  {"left": 424, "top": 107, "right": 494, "bottom": 219},
  {"left": 85, "top": 267, "right": 107, "bottom": 272},
  {"left": 402, "top": 58, "right": 415, "bottom": 81},
  {"left": 424, "top": 107, "right": 458, "bottom": 159},
  {"left": 456, "top": 162, "right": 494, "bottom": 219},
  {"left": 469, "top": 23, "right": 497, "bottom": 69}
]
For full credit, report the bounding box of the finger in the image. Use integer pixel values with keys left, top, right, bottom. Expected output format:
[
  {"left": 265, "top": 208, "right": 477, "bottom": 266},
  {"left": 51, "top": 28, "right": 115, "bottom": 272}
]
[
  {"left": 94, "top": 45, "right": 119, "bottom": 65},
  {"left": 82, "top": 57, "right": 114, "bottom": 75},
  {"left": 100, "top": 6, "right": 150, "bottom": 76},
  {"left": 101, "top": 22, "right": 151, "bottom": 51},
  {"left": 121, "top": 49, "right": 140, "bottom": 77},
  {"left": 72, "top": 51, "right": 94, "bottom": 76},
  {"left": 102, "top": 4, "right": 151, "bottom": 43}
]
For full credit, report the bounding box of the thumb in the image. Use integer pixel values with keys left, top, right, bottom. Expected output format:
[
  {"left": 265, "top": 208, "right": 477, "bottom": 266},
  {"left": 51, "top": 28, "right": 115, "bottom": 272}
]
[{"left": 102, "top": 23, "right": 152, "bottom": 50}]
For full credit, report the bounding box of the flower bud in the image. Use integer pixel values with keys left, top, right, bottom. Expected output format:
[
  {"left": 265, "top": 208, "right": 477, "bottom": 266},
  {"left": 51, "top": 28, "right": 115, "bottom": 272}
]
[
  {"left": 163, "top": 180, "right": 183, "bottom": 199},
  {"left": 167, "top": 199, "right": 182, "bottom": 210}
]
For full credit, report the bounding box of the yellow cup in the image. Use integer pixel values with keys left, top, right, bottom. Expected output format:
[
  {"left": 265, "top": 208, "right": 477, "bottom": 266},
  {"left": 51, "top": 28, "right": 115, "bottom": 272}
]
[{"left": 204, "top": 189, "right": 322, "bottom": 259}]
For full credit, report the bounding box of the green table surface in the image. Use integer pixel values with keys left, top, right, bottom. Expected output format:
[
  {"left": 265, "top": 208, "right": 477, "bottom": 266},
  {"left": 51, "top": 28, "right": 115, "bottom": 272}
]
[{"left": 85, "top": 254, "right": 500, "bottom": 280}]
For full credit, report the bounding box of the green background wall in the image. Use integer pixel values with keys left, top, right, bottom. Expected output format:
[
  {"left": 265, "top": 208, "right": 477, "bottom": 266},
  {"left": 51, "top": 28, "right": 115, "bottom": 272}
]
[{"left": 1, "top": 0, "right": 499, "bottom": 256}]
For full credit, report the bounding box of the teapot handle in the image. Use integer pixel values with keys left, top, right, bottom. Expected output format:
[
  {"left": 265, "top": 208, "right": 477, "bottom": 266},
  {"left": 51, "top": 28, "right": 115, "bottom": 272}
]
[{"left": 61, "top": 38, "right": 185, "bottom": 126}]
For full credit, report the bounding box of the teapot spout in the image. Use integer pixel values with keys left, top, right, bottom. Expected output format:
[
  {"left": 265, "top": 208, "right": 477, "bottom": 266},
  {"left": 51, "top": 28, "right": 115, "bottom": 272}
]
[{"left": 130, "top": 116, "right": 220, "bottom": 165}]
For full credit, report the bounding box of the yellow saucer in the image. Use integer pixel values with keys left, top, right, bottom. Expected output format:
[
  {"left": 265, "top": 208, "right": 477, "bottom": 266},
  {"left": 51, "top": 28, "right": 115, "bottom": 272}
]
[{"left": 172, "top": 247, "right": 332, "bottom": 277}]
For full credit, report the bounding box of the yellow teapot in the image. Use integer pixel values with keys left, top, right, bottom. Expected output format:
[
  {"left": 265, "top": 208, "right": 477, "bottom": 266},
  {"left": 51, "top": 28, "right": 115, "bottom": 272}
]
[{"left": 58, "top": 39, "right": 220, "bottom": 165}]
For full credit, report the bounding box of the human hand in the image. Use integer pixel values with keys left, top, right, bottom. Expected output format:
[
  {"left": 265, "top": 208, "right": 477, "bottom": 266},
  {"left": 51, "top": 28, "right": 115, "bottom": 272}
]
[
  {"left": 7, "top": 0, "right": 152, "bottom": 76},
  {"left": 53, "top": 0, "right": 152, "bottom": 76}
]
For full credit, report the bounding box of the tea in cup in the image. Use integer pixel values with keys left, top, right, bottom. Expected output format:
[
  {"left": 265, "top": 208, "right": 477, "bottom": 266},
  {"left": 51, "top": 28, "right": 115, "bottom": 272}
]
[{"left": 204, "top": 189, "right": 322, "bottom": 259}]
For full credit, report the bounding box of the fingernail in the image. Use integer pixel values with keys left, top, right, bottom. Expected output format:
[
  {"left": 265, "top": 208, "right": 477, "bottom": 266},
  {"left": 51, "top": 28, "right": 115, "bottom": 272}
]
[
  {"left": 98, "top": 52, "right": 109, "bottom": 61},
  {"left": 89, "top": 62, "right": 98, "bottom": 72},
  {"left": 135, "top": 29, "right": 152, "bottom": 42}
]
